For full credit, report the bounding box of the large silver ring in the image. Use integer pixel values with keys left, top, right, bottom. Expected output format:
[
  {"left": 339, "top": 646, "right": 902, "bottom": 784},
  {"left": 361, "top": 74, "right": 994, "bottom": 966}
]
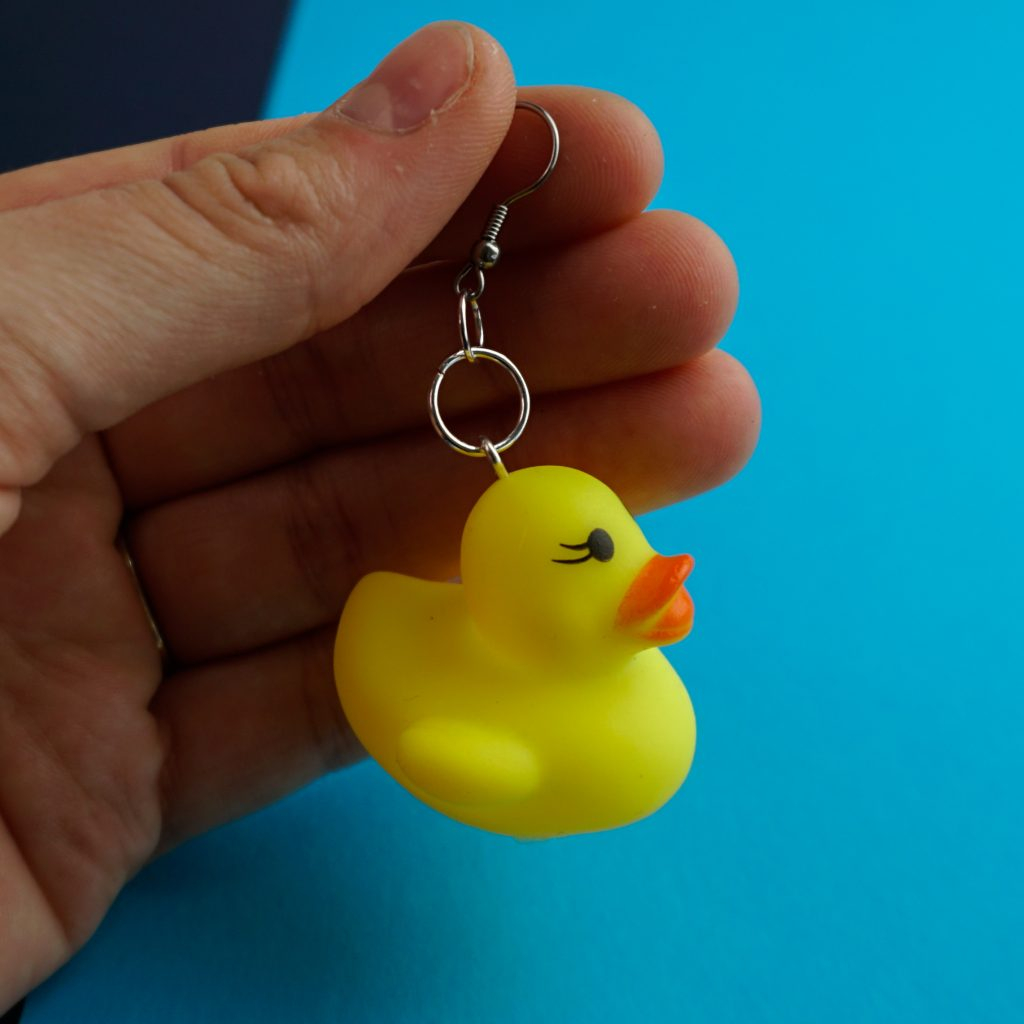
[{"left": 428, "top": 347, "right": 531, "bottom": 457}]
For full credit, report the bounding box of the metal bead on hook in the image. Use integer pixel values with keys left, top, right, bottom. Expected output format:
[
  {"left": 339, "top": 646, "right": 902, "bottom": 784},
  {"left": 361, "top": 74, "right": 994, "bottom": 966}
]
[{"left": 471, "top": 237, "right": 502, "bottom": 270}]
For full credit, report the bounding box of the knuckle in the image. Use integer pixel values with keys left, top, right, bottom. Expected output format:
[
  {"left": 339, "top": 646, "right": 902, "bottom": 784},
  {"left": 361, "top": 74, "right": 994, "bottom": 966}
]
[
  {"left": 158, "top": 139, "right": 341, "bottom": 261},
  {"left": 208, "top": 145, "right": 321, "bottom": 227}
]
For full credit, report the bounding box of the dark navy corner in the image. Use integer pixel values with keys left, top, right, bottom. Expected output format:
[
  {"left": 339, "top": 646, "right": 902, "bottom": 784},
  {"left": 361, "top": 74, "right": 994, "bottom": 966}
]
[{"left": 0, "top": 0, "right": 293, "bottom": 172}]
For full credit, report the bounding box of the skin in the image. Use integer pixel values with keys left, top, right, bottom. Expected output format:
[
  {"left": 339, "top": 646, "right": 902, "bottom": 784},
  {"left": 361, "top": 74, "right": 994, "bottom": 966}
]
[{"left": 0, "top": 22, "right": 760, "bottom": 1009}]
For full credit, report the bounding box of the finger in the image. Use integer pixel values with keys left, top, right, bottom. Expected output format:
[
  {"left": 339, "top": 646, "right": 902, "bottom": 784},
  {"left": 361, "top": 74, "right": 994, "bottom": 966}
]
[
  {"left": 126, "top": 349, "right": 760, "bottom": 663},
  {"left": 106, "top": 209, "right": 738, "bottom": 506},
  {"left": 416, "top": 85, "right": 664, "bottom": 264},
  {"left": 152, "top": 626, "right": 356, "bottom": 853},
  {"left": 0, "top": 21, "right": 516, "bottom": 530},
  {"left": 0, "top": 116, "right": 313, "bottom": 213}
]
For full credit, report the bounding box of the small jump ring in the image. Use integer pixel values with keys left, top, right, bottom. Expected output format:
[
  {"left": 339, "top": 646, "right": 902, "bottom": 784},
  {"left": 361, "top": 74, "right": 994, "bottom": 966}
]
[
  {"left": 458, "top": 291, "right": 484, "bottom": 361},
  {"left": 454, "top": 263, "right": 485, "bottom": 301},
  {"left": 429, "top": 348, "right": 531, "bottom": 457},
  {"left": 480, "top": 436, "right": 510, "bottom": 480}
]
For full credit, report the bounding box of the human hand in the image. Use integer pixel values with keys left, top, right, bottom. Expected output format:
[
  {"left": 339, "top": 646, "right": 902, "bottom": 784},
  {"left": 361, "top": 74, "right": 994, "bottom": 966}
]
[{"left": 0, "top": 21, "right": 759, "bottom": 1006}]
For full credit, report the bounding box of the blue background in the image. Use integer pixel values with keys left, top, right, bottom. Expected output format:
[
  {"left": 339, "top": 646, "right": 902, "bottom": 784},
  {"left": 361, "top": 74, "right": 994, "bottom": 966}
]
[{"left": 26, "top": 1, "right": 1024, "bottom": 1021}]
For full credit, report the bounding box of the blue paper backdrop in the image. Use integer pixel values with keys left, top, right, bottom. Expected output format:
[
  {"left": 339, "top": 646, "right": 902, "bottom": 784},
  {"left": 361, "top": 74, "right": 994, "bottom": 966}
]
[{"left": 25, "top": 1, "right": 1023, "bottom": 1021}]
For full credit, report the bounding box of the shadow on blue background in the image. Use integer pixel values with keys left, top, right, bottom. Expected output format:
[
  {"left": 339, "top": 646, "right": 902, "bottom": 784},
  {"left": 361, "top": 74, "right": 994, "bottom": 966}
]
[{"left": 25, "top": 1, "right": 1023, "bottom": 1021}]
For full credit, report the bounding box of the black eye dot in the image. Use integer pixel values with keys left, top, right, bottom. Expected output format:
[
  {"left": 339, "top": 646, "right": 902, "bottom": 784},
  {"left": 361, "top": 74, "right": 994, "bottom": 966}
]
[{"left": 587, "top": 528, "right": 615, "bottom": 562}]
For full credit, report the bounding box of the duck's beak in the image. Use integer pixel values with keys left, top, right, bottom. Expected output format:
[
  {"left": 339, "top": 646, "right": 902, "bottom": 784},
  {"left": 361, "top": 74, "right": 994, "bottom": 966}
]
[{"left": 615, "top": 554, "right": 695, "bottom": 645}]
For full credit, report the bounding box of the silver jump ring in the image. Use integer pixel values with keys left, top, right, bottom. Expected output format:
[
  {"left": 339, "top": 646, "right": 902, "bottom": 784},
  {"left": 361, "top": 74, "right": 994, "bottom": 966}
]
[
  {"left": 429, "top": 348, "right": 531, "bottom": 457},
  {"left": 454, "top": 263, "right": 485, "bottom": 300},
  {"left": 480, "top": 436, "right": 509, "bottom": 480},
  {"left": 458, "top": 291, "right": 484, "bottom": 361}
]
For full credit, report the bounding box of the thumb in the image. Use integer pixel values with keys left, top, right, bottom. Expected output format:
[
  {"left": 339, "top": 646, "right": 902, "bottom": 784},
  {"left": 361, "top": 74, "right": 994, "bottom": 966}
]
[{"left": 0, "top": 21, "right": 514, "bottom": 530}]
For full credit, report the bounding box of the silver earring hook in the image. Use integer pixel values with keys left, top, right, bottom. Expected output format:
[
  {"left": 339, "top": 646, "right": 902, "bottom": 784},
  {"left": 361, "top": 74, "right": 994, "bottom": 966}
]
[{"left": 501, "top": 100, "right": 561, "bottom": 207}]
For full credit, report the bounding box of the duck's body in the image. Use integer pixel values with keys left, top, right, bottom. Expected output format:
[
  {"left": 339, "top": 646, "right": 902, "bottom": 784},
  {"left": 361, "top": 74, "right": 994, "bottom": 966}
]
[
  {"left": 334, "top": 466, "right": 699, "bottom": 838},
  {"left": 337, "top": 579, "right": 696, "bottom": 840}
]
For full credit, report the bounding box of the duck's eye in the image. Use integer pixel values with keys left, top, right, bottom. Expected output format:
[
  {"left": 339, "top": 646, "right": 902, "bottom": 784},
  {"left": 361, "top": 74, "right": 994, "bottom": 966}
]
[
  {"left": 552, "top": 528, "right": 615, "bottom": 564},
  {"left": 587, "top": 528, "right": 615, "bottom": 562}
]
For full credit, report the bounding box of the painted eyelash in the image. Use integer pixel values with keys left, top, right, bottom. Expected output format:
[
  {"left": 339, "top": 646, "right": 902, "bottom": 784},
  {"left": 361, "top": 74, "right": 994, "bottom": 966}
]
[{"left": 552, "top": 541, "right": 593, "bottom": 565}]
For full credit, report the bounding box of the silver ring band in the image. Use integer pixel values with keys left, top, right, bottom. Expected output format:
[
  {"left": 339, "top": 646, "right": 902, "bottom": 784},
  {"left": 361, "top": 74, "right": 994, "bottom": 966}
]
[{"left": 116, "top": 533, "right": 170, "bottom": 666}]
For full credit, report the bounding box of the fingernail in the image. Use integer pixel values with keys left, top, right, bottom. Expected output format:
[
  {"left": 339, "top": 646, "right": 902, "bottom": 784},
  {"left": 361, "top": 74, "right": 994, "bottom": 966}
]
[{"left": 334, "top": 23, "right": 474, "bottom": 133}]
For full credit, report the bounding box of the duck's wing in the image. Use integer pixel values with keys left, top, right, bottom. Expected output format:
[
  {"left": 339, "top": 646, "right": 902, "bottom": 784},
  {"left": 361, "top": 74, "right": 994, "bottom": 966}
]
[{"left": 396, "top": 717, "right": 540, "bottom": 806}]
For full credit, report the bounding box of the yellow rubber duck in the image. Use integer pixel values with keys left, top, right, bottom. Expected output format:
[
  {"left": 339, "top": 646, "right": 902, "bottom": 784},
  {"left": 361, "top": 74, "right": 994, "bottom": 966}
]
[{"left": 334, "top": 465, "right": 697, "bottom": 839}]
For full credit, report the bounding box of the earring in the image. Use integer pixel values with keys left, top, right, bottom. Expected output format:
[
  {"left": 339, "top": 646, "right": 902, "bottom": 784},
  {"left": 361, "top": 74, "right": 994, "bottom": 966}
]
[{"left": 334, "top": 102, "right": 697, "bottom": 839}]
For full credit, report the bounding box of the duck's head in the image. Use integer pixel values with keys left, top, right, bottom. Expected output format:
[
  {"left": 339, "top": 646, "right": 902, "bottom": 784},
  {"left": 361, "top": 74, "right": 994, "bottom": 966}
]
[{"left": 460, "top": 466, "right": 694, "bottom": 668}]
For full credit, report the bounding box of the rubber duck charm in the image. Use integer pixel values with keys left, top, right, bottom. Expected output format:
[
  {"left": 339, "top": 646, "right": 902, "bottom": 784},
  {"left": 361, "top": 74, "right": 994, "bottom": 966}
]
[{"left": 334, "top": 104, "right": 697, "bottom": 838}]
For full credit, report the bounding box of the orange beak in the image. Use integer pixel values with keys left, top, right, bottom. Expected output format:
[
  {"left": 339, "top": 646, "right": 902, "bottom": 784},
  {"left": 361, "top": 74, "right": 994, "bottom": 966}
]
[{"left": 616, "top": 553, "right": 695, "bottom": 645}]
